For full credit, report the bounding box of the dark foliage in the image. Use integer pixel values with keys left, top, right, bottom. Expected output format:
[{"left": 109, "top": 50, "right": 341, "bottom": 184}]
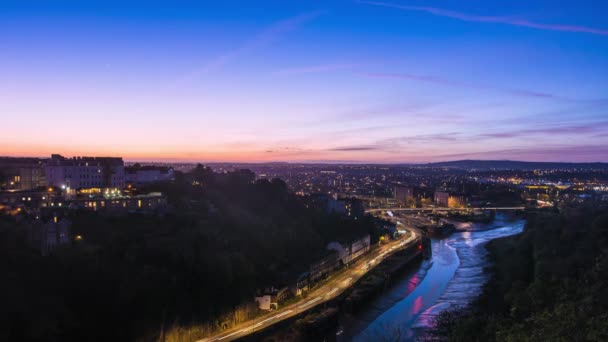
[
  {"left": 0, "top": 168, "right": 379, "bottom": 341},
  {"left": 429, "top": 204, "right": 608, "bottom": 341}
]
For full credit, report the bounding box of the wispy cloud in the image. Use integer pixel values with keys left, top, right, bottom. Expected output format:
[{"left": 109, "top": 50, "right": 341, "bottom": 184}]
[
  {"left": 379, "top": 133, "right": 463, "bottom": 146},
  {"left": 273, "top": 63, "right": 360, "bottom": 76},
  {"left": 434, "top": 145, "right": 608, "bottom": 162},
  {"left": 356, "top": 0, "right": 608, "bottom": 36},
  {"left": 479, "top": 121, "right": 608, "bottom": 139},
  {"left": 169, "top": 11, "right": 325, "bottom": 88},
  {"left": 326, "top": 132, "right": 462, "bottom": 153},
  {"left": 365, "top": 72, "right": 562, "bottom": 99},
  {"left": 339, "top": 102, "right": 428, "bottom": 120},
  {"left": 264, "top": 146, "right": 304, "bottom": 153},
  {"left": 328, "top": 146, "right": 379, "bottom": 151}
]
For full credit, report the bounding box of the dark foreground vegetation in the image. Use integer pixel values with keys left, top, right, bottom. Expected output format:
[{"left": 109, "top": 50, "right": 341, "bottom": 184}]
[
  {"left": 0, "top": 166, "right": 382, "bottom": 341},
  {"left": 430, "top": 204, "right": 608, "bottom": 341}
]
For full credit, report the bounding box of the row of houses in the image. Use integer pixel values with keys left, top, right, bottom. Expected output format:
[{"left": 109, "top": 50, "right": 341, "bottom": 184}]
[
  {"left": 254, "top": 234, "right": 371, "bottom": 311},
  {"left": 327, "top": 235, "right": 371, "bottom": 266},
  {"left": 1, "top": 154, "right": 174, "bottom": 191}
]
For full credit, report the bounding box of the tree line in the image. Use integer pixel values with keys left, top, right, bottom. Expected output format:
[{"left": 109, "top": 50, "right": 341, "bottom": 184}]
[{"left": 0, "top": 166, "right": 382, "bottom": 341}]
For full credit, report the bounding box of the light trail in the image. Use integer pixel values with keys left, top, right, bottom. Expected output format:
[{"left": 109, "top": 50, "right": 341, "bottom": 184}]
[
  {"left": 202, "top": 230, "right": 419, "bottom": 342},
  {"left": 216, "top": 329, "right": 242, "bottom": 341},
  {"left": 326, "top": 287, "right": 339, "bottom": 297},
  {"left": 301, "top": 297, "right": 323, "bottom": 307},
  {"left": 212, "top": 310, "right": 295, "bottom": 340}
]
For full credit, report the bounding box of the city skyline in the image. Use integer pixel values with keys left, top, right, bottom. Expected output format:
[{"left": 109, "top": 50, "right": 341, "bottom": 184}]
[{"left": 2, "top": 0, "right": 608, "bottom": 162}]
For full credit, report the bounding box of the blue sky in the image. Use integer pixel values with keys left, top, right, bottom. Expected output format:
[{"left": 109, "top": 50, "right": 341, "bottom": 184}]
[{"left": 1, "top": 0, "right": 607, "bottom": 162}]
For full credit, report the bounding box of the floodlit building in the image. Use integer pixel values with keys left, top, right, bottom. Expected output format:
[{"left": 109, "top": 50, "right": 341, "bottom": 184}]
[
  {"left": 45, "top": 154, "right": 125, "bottom": 189},
  {"left": 434, "top": 191, "right": 466, "bottom": 208},
  {"left": 447, "top": 194, "right": 466, "bottom": 208}
]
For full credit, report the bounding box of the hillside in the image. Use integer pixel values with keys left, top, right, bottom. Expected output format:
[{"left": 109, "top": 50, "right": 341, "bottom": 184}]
[{"left": 424, "top": 160, "right": 608, "bottom": 170}]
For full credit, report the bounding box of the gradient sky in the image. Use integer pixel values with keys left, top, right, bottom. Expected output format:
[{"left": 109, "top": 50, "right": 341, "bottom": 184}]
[{"left": 2, "top": 0, "right": 607, "bottom": 162}]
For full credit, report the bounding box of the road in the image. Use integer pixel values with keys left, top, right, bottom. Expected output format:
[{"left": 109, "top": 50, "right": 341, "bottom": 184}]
[{"left": 197, "top": 232, "right": 420, "bottom": 342}]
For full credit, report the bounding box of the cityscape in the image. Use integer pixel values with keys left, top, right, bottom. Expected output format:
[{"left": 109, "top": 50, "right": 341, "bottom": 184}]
[{"left": 1, "top": 1, "right": 608, "bottom": 342}]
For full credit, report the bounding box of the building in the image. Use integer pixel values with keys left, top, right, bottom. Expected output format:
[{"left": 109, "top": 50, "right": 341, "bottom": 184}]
[
  {"left": 393, "top": 184, "right": 414, "bottom": 202},
  {"left": 326, "top": 197, "right": 347, "bottom": 215},
  {"left": 0, "top": 157, "right": 46, "bottom": 190},
  {"left": 447, "top": 194, "right": 466, "bottom": 208},
  {"left": 68, "top": 192, "right": 167, "bottom": 214},
  {"left": 0, "top": 189, "right": 58, "bottom": 209},
  {"left": 325, "top": 195, "right": 365, "bottom": 219},
  {"left": 309, "top": 250, "right": 339, "bottom": 283},
  {"left": 343, "top": 197, "right": 365, "bottom": 219},
  {"left": 254, "top": 286, "right": 290, "bottom": 310},
  {"left": 125, "top": 165, "right": 174, "bottom": 184},
  {"left": 327, "top": 234, "right": 371, "bottom": 265},
  {"left": 45, "top": 154, "right": 125, "bottom": 189},
  {"left": 291, "top": 272, "right": 310, "bottom": 296},
  {"left": 434, "top": 191, "right": 466, "bottom": 208},
  {"left": 434, "top": 191, "right": 450, "bottom": 207},
  {"left": 26, "top": 216, "right": 71, "bottom": 256}
]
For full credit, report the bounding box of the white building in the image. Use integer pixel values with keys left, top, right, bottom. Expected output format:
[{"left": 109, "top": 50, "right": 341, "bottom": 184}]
[
  {"left": 45, "top": 154, "right": 125, "bottom": 189},
  {"left": 327, "top": 234, "right": 371, "bottom": 265},
  {"left": 254, "top": 287, "right": 289, "bottom": 310},
  {"left": 254, "top": 294, "right": 272, "bottom": 310}
]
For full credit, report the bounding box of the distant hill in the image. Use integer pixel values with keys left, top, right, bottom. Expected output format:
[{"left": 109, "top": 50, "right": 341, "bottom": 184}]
[{"left": 423, "top": 160, "right": 608, "bottom": 170}]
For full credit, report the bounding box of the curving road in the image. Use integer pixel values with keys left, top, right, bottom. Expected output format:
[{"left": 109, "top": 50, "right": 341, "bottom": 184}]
[{"left": 197, "top": 232, "right": 420, "bottom": 342}]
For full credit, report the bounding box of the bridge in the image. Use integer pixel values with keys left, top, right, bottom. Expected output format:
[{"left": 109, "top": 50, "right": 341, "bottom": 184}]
[{"left": 365, "top": 206, "right": 526, "bottom": 213}]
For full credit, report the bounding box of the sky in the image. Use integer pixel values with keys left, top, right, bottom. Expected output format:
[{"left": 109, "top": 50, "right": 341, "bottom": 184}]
[{"left": 1, "top": 0, "right": 607, "bottom": 163}]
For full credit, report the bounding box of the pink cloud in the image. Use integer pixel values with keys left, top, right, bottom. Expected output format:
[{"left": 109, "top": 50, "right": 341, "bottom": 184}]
[{"left": 356, "top": 1, "right": 608, "bottom": 36}]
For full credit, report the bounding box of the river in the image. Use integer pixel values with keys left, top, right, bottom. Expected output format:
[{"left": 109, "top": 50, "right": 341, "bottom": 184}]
[{"left": 336, "top": 213, "right": 525, "bottom": 341}]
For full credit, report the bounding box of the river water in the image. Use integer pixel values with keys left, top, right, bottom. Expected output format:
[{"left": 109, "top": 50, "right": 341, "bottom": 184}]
[{"left": 337, "top": 214, "right": 525, "bottom": 341}]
